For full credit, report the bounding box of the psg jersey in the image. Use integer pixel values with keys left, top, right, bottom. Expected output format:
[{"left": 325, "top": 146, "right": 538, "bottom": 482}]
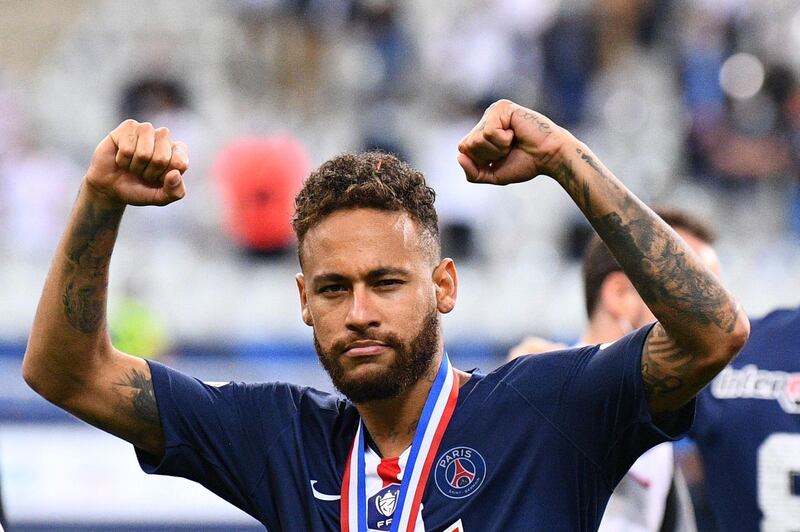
[
  {"left": 691, "top": 307, "right": 800, "bottom": 531},
  {"left": 136, "top": 325, "right": 693, "bottom": 531}
]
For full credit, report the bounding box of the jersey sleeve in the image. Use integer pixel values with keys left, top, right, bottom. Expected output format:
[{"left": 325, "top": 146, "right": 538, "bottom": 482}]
[
  {"left": 504, "top": 324, "right": 695, "bottom": 487},
  {"left": 135, "top": 359, "right": 308, "bottom": 517}
]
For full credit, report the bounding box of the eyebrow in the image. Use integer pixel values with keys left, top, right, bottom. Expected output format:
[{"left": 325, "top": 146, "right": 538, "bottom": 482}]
[{"left": 312, "top": 267, "right": 412, "bottom": 287}]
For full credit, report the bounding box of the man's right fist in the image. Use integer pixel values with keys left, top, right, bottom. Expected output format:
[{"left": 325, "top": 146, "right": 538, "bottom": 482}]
[{"left": 85, "top": 119, "right": 188, "bottom": 207}]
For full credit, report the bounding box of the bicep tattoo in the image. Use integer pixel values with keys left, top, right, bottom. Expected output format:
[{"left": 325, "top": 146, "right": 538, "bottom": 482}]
[{"left": 114, "top": 368, "right": 160, "bottom": 426}]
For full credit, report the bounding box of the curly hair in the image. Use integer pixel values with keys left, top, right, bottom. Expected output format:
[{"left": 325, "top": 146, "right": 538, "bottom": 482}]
[{"left": 292, "top": 151, "right": 440, "bottom": 261}]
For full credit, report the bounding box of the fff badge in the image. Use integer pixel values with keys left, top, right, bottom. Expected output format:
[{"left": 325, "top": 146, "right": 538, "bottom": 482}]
[
  {"left": 435, "top": 447, "right": 486, "bottom": 499},
  {"left": 368, "top": 484, "right": 401, "bottom": 530}
]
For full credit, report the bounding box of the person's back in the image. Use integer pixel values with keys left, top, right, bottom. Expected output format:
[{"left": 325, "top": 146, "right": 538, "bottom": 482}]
[{"left": 691, "top": 306, "right": 800, "bottom": 530}]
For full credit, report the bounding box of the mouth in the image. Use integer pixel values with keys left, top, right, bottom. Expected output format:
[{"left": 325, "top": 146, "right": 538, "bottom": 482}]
[{"left": 343, "top": 340, "right": 390, "bottom": 358}]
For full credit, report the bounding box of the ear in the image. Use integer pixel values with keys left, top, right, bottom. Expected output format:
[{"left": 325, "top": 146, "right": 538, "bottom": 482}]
[
  {"left": 433, "top": 258, "right": 458, "bottom": 314},
  {"left": 599, "top": 271, "right": 636, "bottom": 320},
  {"left": 296, "top": 273, "right": 314, "bottom": 326}
]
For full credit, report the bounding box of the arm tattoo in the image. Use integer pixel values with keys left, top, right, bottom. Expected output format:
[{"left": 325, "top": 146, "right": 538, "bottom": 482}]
[
  {"left": 555, "top": 146, "right": 742, "bottom": 409},
  {"left": 591, "top": 209, "right": 738, "bottom": 333},
  {"left": 642, "top": 325, "right": 689, "bottom": 400},
  {"left": 62, "top": 198, "right": 122, "bottom": 333},
  {"left": 552, "top": 157, "right": 593, "bottom": 215},
  {"left": 114, "top": 368, "right": 160, "bottom": 425},
  {"left": 577, "top": 149, "right": 739, "bottom": 333}
]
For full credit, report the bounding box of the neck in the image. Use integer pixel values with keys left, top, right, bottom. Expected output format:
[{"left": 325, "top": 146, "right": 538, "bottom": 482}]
[
  {"left": 355, "top": 354, "right": 471, "bottom": 458},
  {"left": 580, "top": 311, "right": 633, "bottom": 346}
]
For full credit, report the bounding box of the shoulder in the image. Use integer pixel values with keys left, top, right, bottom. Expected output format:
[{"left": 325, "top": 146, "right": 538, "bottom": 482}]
[
  {"left": 734, "top": 305, "right": 800, "bottom": 366},
  {"left": 482, "top": 345, "right": 596, "bottom": 399},
  {"left": 149, "top": 360, "right": 348, "bottom": 416},
  {"left": 750, "top": 305, "right": 800, "bottom": 333},
  {"left": 484, "top": 325, "right": 653, "bottom": 404}
]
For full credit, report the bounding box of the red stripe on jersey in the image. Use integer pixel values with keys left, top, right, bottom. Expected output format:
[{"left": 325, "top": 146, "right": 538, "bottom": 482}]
[{"left": 377, "top": 456, "right": 401, "bottom": 487}]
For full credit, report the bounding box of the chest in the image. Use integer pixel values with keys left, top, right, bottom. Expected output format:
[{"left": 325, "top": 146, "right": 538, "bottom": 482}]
[{"left": 254, "top": 404, "right": 609, "bottom": 531}]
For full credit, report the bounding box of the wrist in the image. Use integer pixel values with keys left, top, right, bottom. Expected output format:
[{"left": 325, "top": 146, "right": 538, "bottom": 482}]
[
  {"left": 541, "top": 133, "right": 582, "bottom": 184},
  {"left": 81, "top": 179, "right": 127, "bottom": 212}
]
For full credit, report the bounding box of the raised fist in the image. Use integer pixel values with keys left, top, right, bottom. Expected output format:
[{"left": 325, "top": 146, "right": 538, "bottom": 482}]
[
  {"left": 85, "top": 120, "right": 189, "bottom": 207},
  {"left": 457, "top": 99, "right": 569, "bottom": 186}
]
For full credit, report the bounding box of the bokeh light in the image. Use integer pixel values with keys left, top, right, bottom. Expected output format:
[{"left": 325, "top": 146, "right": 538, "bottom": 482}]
[{"left": 719, "top": 52, "right": 765, "bottom": 100}]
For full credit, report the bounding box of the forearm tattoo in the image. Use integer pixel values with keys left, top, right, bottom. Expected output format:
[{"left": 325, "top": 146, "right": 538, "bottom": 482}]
[
  {"left": 62, "top": 198, "right": 122, "bottom": 333},
  {"left": 555, "top": 146, "right": 741, "bottom": 405}
]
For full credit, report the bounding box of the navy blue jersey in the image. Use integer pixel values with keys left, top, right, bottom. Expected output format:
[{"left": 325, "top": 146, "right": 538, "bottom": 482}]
[
  {"left": 691, "top": 307, "right": 800, "bottom": 531},
  {"left": 136, "top": 326, "right": 692, "bottom": 531}
]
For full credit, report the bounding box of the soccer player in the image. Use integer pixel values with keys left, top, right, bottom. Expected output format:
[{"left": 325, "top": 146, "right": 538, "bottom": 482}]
[
  {"left": 690, "top": 305, "right": 800, "bottom": 531},
  {"left": 509, "top": 209, "right": 720, "bottom": 532},
  {"left": 22, "top": 100, "right": 749, "bottom": 530}
]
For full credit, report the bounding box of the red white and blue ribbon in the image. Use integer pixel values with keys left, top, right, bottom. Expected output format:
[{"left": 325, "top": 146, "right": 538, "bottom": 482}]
[{"left": 341, "top": 353, "right": 459, "bottom": 532}]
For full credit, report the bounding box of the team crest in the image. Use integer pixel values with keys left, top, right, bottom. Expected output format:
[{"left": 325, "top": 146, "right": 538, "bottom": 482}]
[{"left": 435, "top": 447, "right": 486, "bottom": 499}]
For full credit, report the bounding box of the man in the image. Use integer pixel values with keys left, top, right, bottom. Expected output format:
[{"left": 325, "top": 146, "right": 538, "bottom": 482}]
[
  {"left": 510, "top": 209, "right": 720, "bottom": 532},
  {"left": 22, "top": 100, "right": 749, "bottom": 530},
  {"left": 690, "top": 306, "right": 800, "bottom": 531}
]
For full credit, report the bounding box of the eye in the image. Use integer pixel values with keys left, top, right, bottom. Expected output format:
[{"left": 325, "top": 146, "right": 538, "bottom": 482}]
[
  {"left": 375, "top": 279, "right": 404, "bottom": 288},
  {"left": 318, "top": 284, "right": 346, "bottom": 294}
]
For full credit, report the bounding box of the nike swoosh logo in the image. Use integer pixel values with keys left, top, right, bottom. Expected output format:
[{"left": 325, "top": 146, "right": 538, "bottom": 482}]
[{"left": 310, "top": 480, "right": 341, "bottom": 501}]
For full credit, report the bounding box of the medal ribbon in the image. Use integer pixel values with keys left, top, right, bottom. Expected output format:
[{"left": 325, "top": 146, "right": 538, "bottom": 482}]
[{"left": 340, "top": 353, "right": 459, "bottom": 532}]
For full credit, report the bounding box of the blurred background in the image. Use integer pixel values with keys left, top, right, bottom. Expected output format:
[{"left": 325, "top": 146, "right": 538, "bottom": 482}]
[{"left": 0, "top": 0, "right": 799, "bottom": 530}]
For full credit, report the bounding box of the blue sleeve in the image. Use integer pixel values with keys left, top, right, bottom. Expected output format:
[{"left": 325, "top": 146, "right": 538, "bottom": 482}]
[
  {"left": 135, "top": 359, "right": 308, "bottom": 518},
  {"left": 504, "top": 324, "right": 694, "bottom": 487}
]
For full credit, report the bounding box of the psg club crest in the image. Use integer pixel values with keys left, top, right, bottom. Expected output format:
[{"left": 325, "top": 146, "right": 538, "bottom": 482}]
[
  {"left": 435, "top": 447, "right": 486, "bottom": 499},
  {"left": 367, "top": 484, "right": 400, "bottom": 530}
]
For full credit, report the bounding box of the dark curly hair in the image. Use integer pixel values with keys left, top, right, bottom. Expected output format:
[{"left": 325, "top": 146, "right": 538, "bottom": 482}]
[{"left": 292, "top": 151, "right": 440, "bottom": 261}]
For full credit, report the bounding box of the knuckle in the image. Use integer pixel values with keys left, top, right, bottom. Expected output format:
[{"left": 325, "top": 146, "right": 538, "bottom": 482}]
[
  {"left": 151, "top": 155, "right": 171, "bottom": 168},
  {"left": 155, "top": 126, "right": 170, "bottom": 136},
  {"left": 121, "top": 118, "right": 139, "bottom": 128}
]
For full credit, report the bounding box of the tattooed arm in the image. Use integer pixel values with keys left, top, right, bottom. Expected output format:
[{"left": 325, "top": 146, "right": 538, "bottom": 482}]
[
  {"left": 458, "top": 100, "right": 750, "bottom": 414},
  {"left": 23, "top": 120, "right": 188, "bottom": 456}
]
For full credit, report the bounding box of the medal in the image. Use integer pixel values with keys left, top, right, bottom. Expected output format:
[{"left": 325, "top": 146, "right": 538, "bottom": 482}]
[{"left": 341, "top": 353, "right": 459, "bottom": 531}]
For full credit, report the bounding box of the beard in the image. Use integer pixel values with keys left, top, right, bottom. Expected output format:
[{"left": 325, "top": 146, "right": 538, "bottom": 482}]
[{"left": 313, "top": 309, "right": 440, "bottom": 404}]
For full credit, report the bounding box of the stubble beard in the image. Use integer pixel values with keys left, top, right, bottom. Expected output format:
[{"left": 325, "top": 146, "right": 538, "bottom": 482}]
[{"left": 313, "top": 309, "right": 440, "bottom": 404}]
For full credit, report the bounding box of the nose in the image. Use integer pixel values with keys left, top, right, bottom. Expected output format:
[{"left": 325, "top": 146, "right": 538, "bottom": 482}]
[{"left": 345, "top": 285, "right": 381, "bottom": 332}]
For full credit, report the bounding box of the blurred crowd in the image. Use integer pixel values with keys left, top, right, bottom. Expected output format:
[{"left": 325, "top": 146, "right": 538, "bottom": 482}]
[{"left": 1, "top": 0, "right": 800, "bottom": 345}]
